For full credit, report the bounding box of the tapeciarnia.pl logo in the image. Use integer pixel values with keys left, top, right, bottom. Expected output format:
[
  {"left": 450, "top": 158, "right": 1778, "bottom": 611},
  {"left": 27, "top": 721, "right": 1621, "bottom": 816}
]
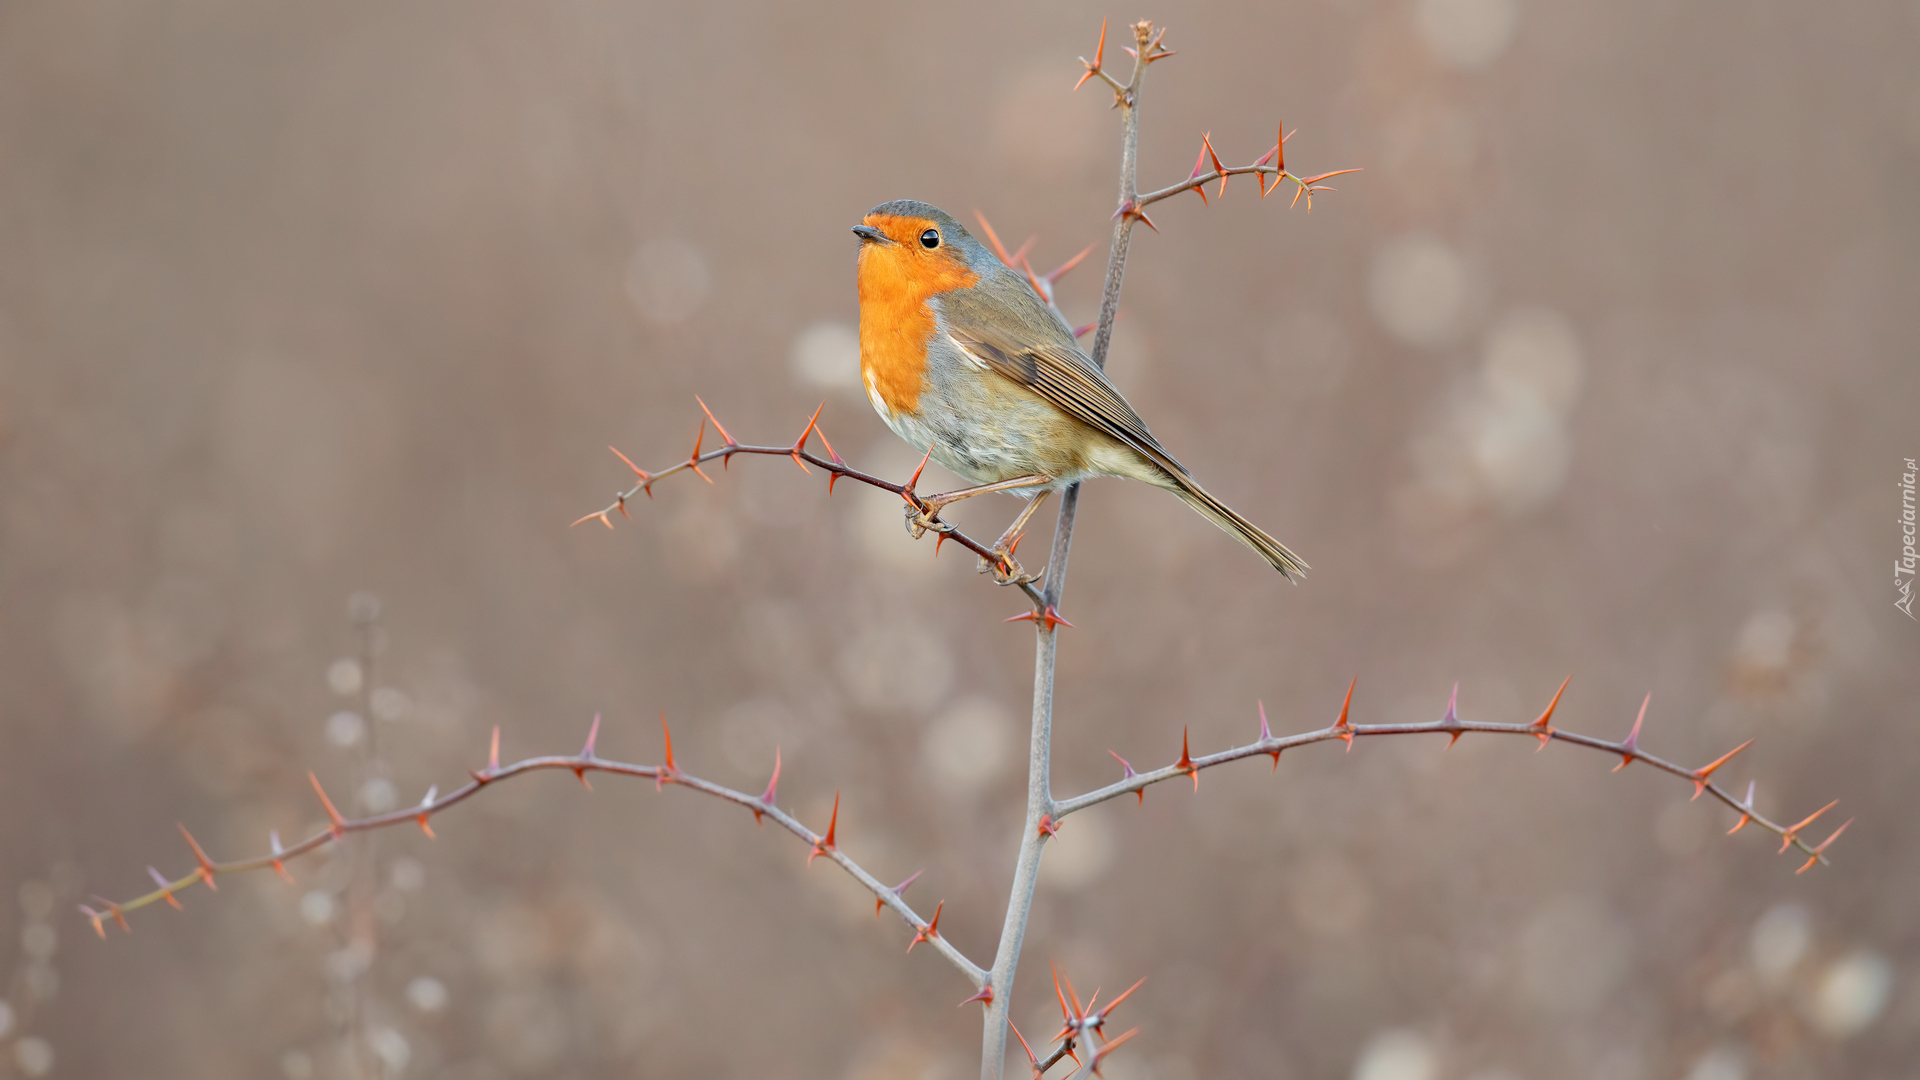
[{"left": 1899, "top": 458, "right": 1917, "bottom": 619}]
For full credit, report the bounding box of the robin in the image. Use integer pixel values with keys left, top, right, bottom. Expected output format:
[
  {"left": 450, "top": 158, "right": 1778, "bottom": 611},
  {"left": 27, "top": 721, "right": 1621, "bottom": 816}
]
[{"left": 852, "top": 199, "right": 1306, "bottom": 583}]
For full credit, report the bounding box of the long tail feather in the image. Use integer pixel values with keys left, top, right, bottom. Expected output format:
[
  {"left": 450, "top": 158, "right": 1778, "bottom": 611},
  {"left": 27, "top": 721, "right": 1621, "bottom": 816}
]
[{"left": 1161, "top": 471, "right": 1307, "bottom": 579}]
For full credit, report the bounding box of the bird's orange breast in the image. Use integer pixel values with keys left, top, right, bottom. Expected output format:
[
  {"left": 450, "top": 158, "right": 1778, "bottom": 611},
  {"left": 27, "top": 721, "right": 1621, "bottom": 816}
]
[{"left": 856, "top": 216, "right": 978, "bottom": 417}]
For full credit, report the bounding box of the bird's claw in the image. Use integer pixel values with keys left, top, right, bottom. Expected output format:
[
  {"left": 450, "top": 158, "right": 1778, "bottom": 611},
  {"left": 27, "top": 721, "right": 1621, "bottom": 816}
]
[
  {"left": 978, "top": 549, "right": 1041, "bottom": 586},
  {"left": 903, "top": 502, "right": 954, "bottom": 540}
]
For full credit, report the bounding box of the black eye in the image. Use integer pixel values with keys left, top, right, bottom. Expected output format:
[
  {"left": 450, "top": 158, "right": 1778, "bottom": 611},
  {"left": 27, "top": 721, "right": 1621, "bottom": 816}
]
[{"left": 920, "top": 228, "right": 941, "bottom": 249}]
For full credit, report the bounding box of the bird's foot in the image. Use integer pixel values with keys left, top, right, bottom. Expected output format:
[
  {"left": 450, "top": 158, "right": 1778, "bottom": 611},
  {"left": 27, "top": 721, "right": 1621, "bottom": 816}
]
[
  {"left": 977, "top": 535, "right": 1041, "bottom": 586},
  {"left": 902, "top": 501, "right": 954, "bottom": 541}
]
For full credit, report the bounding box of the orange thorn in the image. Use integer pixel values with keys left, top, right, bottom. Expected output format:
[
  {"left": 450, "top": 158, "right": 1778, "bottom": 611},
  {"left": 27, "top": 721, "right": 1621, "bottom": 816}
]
[
  {"left": 1795, "top": 818, "right": 1853, "bottom": 873},
  {"left": 1779, "top": 800, "right": 1839, "bottom": 853},
  {"left": 657, "top": 712, "right": 677, "bottom": 790},
  {"left": 904, "top": 445, "right": 934, "bottom": 500},
  {"left": 1073, "top": 18, "right": 1108, "bottom": 90},
  {"left": 1053, "top": 962, "right": 1086, "bottom": 1022},
  {"left": 1333, "top": 678, "right": 1356, "bottom": 750},
  {"left": 308, "top": 771, "right": 346, "bottom": 837},
  {"left": 1008, "top": 236, "right": 1037, "bottom": 269},
  {"left": 907, "top": 900, "right": 944, "bottom": 951},
  {"left": 1440, "top": 682, "right": 1465, "bottom": 749},
  {"left": 687, "top": 419, "right": 713, "bottom": 483},
  {"left": 959, "top": 984, "right": 994, "bottom": 1008},
  {"left": 1005, "top": 604, "right": 1074, "bottom": 631},
  {"left": 1727, "top": 780, "right": 1756, "bottom": 834},
  {"left": 1690, "top": 738, "right": 1754, "bottom": 800},
  {"left": 1203, "top": 132, "right": 1227, "bottom": 198},
  {"left": 790, "top": 403, "right": 825, "bottom": 473},
  {"left": 489, "top": 725, "right": 501, "bottom": 771},
  {"left": 755, "top": 747, "right": 782, "bottom": 826},
  {"left": 1258, "top": 700, "right": 1280, "bottom": 770},
  {"left": 1612, "top": 694, "right": 1649, "bottom": 771},
  {"left": 573, "top": 712, "right": 602, "bottom": 790},
  {"left": 148, "top": 867, "right": 183, "bottom": 909},
  {"left": 570, "top": 509, "right": 614, "bottom": 529},
  {"left": 877, "top": 868, "right": 923, "bottom": 917},
  {"left": 972, "top": 211, "right": 1013, "bottom": 265},
  {"left": 934, "top": 532, "right": 949, "bottom": 557},
  {"left": 1087, "top": 1028, "right": 1139, "bottom": 1076},
  {"left": 808, "top": 792, "right": 840, "bottom": 865},
  {"left": 1047, "top": 245, "right": 1096, "bottom": 284},
  {"left": 1187, "top": 143, "right": 1211, "bottom": 205},
  {"left": 610, "top": 445, "right": 651, "bottom": 482},
  {"left": 1009, "top": 1020, "right": 1039, "bottom": 1076},
  {"left": 615, "top": 494, "right": 630, "bottom": 520},
  {"left": 1037, "top": 813, "right": 1060, "bottom": 839},
  {"left": 1101, "top": 976, "right": 1147, "bottom": 1021},
  {"left": 177, "top": 823, "right": 219, "bottom": 891},
  {"left": 1175, "top": 727, "right": 1198, "bottom": 790},
  {"left": 1530, "top": 676, "right": 1569, "bottom": 750},
  {"left": 80, "top": 904, "right": 106, "bottom": 939},
  {"left": 695, "top": 395, "right": 737, "bottom": 448}
]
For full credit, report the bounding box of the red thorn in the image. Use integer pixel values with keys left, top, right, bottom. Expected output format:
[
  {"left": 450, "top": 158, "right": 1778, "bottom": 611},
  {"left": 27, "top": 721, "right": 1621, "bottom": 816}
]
[
  {"left": 755, "top": 747, "right": 782, "bottom": 826},
  {"left": 972, "top": 211, "right": 1013, "bottom": 265},
  {"left": 790, "top": 403, "right": 824, "bottom": 473},
  {"left": 1779, "top": 799, "right": 1839, "bottom": 853},
  {"left": 1612, "top": 694, "right": 1649, "bottom": 771},
  {"left": 416, "top": 785, "right": 438, "bottom": 839},
  {"left": 1008, "top": 236, "right": 1038, "bottom": 271},
  {"left": 1047, "top": 245, "right": 1096, "bottom": 285},
  {"left": 615, "top": 494, "right": 630, "bottom": 520},
  {"left": 1109, "top": 750, "right": 1144, "bottom": 805},
  {"left": 269, "top": 831, "right": 295, "bottom": 884},
  {"left": 907, "top": 900, "right": 944, "bottom": 952},
  {"left": 104, "top": 898, "right": 130, "bottom": 933},
  {"left": 308, "top": 771, "right": 346, "bottom": 837},
  {"left": 960, "top": 984, "right": 994, "bottom": 1009},
  {"left": 1203, "top": 132, "right": 1227, "bottom": 198},
  {"left": 657, "top": 712, "right": 677, "bottom": 791},
  {"left": 610, "top": 445, "right": 651, "bottom": 483},
  {"left": 1074, "top": 18, "right": 1108, "bottom": 90},
  {"left": 1188, "top": 143, "right": 1211, "bottom": 205},
  {"left": 811, "top": 424, "right": 845, "bottom": 492},
  {"left": 1088, "top": 1028, "right": 1140, "bottom": 1076},
  {"left": 79, "top": 904, "right": 106, "bottom": 939},
  {"left": 1278, "top": 121, "right": 1289, "bottom": 172},
  {"left": 1037, "top": 813, "right": 1060, "bottom": 840},
  {"left": 1796, "top": 818, "right": 1853, "bottom": 873},
  {"left": 934, "top": 531, "right": 949, "bottom": 557},
  {"left": 904, "top": 445, "right": 934, "bottom": 501},
  {"left": 570, "top": 509, "right": 614, "bottom": 529},
  {"left": 1175, "top": 727, "right": 1198, "bottom": 790},
  {"left": 1530, "top": 676, "right": 1569, "bottom": 750},
  {"left": 1072, "top": 322, "right": 1096, "bottom": 339},
  {"left": 1053, "top": 963, "right": 1086, "bottom": 1024},
  {"left": 877, "top": 868, "right": 924, "bottom": 917},
  {"left": 1004, "top": 605, "right": 1073, "bottom": 631},
  {"left": 695, "top": 395, "right": 737, "bottom": 449},
  {"left": 1101, "top": 976, "right": 1147, "bottom": 1022},
  {"left": 1008, "top": 1017, "right": 1037, "bottom": 1071},
  {"left": 1690, "top": 738, "right": 1753, "bottom": 800},
  {"left": 1333, "top": 678, "right": 1356, "bottom": 750},
  {"left": 686, "top": 419, "right": 713, "bottom": 483},
  {"left": 1727, "top": 780, "right": 1757, "bottom": 834},
  {"left": 177, "top": 824, "right": 218, "bottom": 891},
  {"left": 1440, "top": 682, "right": 1465, "bottom": 749},
  {"left": 1258, "top": 700, "right": 1281, "bottom": 770},
  {"left": 808, "top": 792, "right": 840, "bottom": 865},
  {"left": 147, "top": 867, "right": 183, "bottom": 910}
]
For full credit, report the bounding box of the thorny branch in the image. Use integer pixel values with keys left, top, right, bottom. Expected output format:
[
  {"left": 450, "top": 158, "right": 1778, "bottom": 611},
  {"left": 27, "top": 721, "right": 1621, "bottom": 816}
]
[
  {"left": 1056, "top": 681, "right": 1851, "bottom": 873},
  {"left": 80, "top": 717, "right": 989, "bottom": 988},
  {"left": 570, "top": 399, "right": 1049, "bottom": 611}
]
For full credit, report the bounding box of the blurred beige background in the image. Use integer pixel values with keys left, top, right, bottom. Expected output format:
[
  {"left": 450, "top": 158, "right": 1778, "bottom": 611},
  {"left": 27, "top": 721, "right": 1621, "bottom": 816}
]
[{"left": 2, "top": 0, "right": 1916, "bottom": 1077}]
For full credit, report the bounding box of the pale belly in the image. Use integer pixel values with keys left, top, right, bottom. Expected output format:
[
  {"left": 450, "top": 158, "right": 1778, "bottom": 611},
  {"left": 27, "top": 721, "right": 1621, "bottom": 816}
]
[{"left": 863, "top": 360, "right": 1084, "bottom": 491}]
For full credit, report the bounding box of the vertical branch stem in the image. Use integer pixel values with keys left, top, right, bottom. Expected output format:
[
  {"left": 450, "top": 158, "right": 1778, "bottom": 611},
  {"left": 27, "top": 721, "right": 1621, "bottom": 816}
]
[{"left": 978, "top": 22, "right": 1154, "bottom": 1080}]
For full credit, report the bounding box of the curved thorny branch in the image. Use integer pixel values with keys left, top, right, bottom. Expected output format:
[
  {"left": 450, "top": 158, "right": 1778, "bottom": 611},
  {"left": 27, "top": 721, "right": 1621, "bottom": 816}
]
[
  {"left": 570, "top": 399, "right": 1048, "bottom": 611},
  {"left": 79, "top": 715, "right": 989, "bottom": 988}
]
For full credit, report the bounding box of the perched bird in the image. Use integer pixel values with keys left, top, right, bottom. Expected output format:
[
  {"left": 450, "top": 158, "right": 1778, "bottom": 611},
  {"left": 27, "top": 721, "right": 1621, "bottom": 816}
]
[{"left": 851, "top": 199, "right": 1305, "bottom": 582}]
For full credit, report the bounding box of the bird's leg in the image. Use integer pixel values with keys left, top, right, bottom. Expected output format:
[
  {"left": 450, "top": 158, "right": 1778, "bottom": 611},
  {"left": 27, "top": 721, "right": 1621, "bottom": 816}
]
[
  {"left": 903, "top": 473, "right": 1050, "bottom": 538},
  {"left": 977, "top": 490, "right": 1051, "bottom": 586}
]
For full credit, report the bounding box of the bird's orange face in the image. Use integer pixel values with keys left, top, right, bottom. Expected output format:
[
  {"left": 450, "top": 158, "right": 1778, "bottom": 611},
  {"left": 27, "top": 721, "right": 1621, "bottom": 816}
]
[{"left": 854, "top": 213, "right": 979, "bottom": 417}]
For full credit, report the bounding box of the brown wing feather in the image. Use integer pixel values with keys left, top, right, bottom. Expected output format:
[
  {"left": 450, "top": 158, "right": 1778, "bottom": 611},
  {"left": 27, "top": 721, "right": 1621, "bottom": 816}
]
[{"left": 938, "top": 292, "right": 1189, "bottom": 478}]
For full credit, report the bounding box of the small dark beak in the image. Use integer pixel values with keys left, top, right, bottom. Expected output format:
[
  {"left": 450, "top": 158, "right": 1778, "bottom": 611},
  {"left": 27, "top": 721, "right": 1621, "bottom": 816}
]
[{"left": 851, "top": 224, "right": 892, "bottom": 245}]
